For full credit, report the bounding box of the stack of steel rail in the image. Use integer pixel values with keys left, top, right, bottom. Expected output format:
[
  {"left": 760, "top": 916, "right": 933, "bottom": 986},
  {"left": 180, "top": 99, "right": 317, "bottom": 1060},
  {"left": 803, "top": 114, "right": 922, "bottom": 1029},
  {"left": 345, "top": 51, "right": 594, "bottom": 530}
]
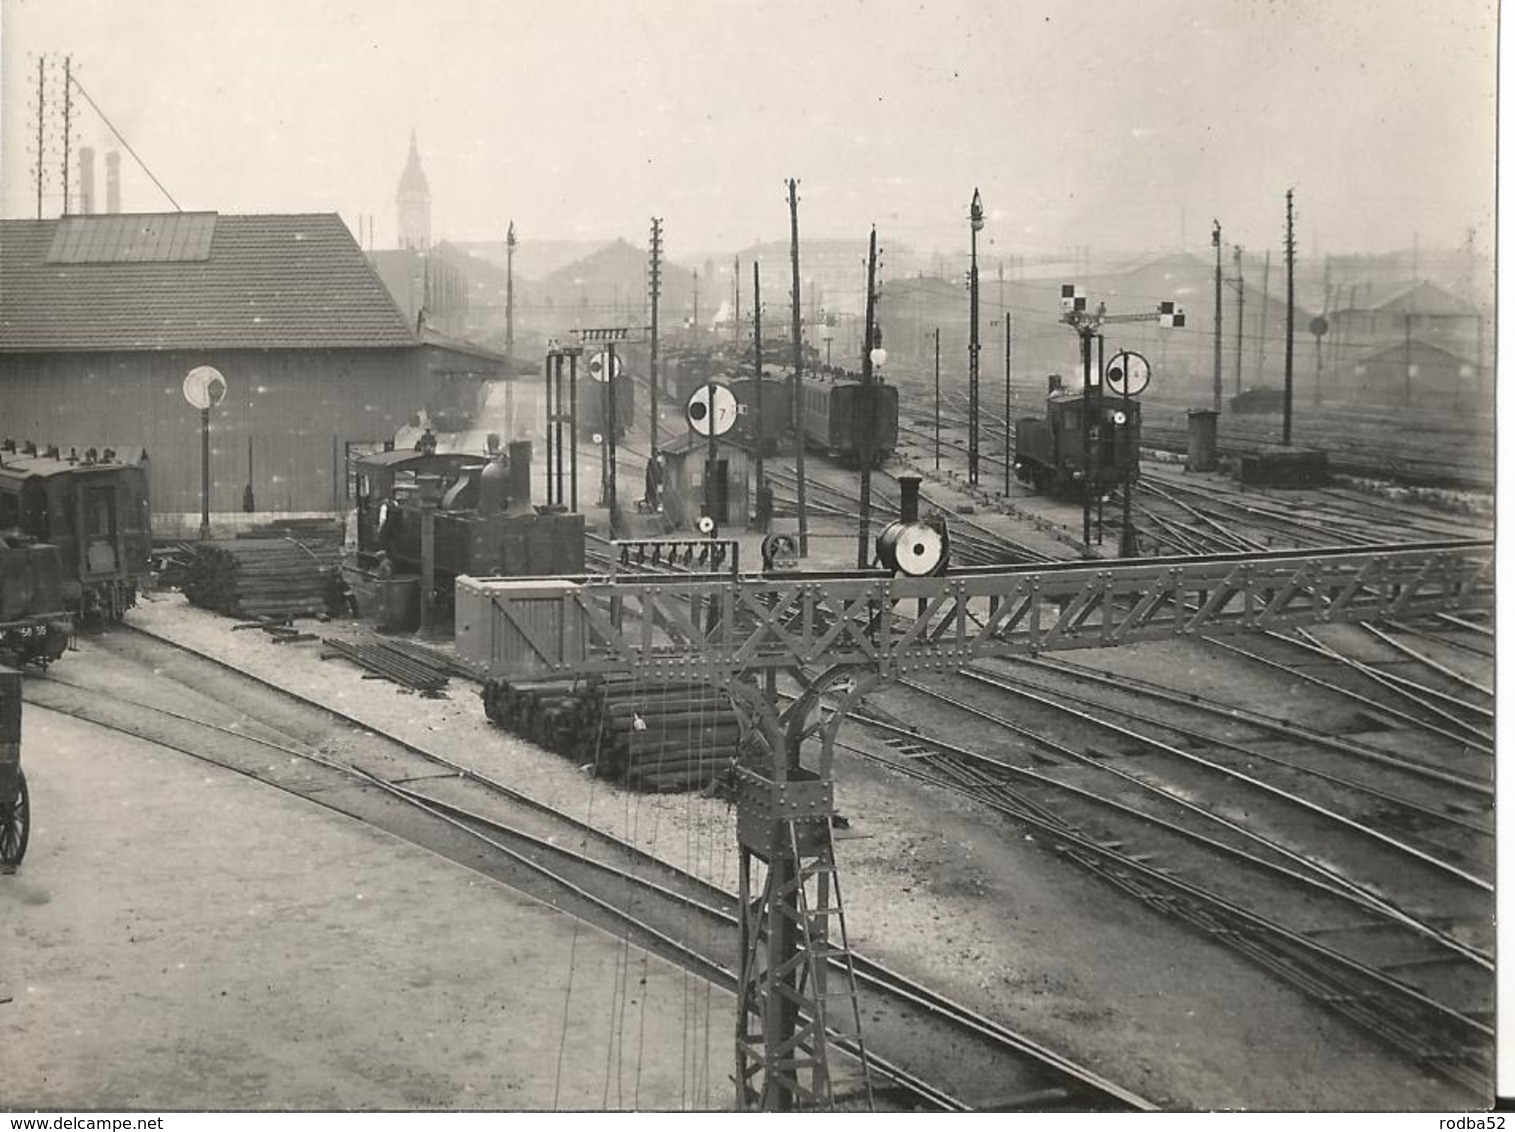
[{"left": 320, "top": 637, "right": 451, "bottom": 694}]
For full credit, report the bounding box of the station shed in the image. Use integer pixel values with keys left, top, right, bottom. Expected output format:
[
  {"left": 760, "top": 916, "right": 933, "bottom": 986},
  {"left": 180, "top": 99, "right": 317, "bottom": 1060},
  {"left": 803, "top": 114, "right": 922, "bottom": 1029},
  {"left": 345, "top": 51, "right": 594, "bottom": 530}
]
[
  {"left": 0, "top": 211, "right": 504, "bottom": 534},
  {"left": 658, "top": 431, "right": 751, "bottom": 532}
]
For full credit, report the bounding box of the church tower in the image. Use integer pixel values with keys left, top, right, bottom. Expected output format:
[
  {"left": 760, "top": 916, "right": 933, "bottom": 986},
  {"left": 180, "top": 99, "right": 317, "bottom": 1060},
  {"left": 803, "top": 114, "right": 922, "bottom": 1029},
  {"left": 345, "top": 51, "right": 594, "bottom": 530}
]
[{"left": 396, "top": 130, "right": 431, "bottom": 251}]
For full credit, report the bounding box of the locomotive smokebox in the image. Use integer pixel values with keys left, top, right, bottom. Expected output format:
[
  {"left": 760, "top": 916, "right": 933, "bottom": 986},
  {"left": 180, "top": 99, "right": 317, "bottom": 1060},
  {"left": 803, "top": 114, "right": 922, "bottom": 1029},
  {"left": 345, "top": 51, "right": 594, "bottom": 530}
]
[{"left": 897, "top": 474, "right": 922, "bottom": 522}]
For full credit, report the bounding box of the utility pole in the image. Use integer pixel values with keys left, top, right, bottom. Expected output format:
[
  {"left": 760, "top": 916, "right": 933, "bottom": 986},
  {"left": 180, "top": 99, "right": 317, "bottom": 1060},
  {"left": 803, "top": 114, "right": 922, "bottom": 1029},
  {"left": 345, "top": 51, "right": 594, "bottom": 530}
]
[
  {"left": 1257, "top": 250, "right": 1271, "bottom": 386},
  {"left": 753, "top": 260, "right": 764, "bottom": 521},
  {"left": 967, "top": 189, "right": 984, "bottom": 485},
  {"left": 61, "top": 56, "right": 72, "bottom": 215},
  {"left": 734, "top": 255, "right": 741, "bottom": 345},
  {"left": 933, "top": 327, "right": 941, "bottom": 471},
  {"left": 1003, "top": 315, "right": 1013, "bottom": 496},
  {"left": 857, "top": 227, "right": 878, "bottom": 569},
  {"left": 1283, "top": 189, "right": 1297, "bottom": 446},
  {"left": 692, "top": 270, "right": 700, "bottom": 345},
  {"left": 1211, "top": 221, "right": 1223, "bottom": 412},
  {"left": 1232, "top": 245, "right": 1244, "bottom": 396},
  {"left": 649, "top": 217, "right": 663, "bottom": 452},
  {"left": 788, "top": 179, "right": 809, "bottom": 556},
  {"left": 35, "top": 56, "right": 45, "bottom": 219},
  {"left": 1315, "top": 255, "right": 1330, "bottom": 408},
  {"left": 505, "top": 220, "right": 517, "bottom": 433}
]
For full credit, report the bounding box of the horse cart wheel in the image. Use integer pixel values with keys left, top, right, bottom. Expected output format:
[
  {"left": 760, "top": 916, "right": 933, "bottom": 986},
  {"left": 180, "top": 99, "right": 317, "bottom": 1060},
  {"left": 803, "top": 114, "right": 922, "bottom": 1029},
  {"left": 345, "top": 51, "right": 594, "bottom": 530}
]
[{"left": 0, "top": 768, "right": 28, "bottom": 867}]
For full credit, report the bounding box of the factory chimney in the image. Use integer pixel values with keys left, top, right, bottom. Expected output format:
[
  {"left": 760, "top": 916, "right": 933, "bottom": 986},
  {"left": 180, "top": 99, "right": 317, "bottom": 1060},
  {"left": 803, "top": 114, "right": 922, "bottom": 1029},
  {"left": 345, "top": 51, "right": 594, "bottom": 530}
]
[
  {"left": 78, "top": 146, "right": 96, "bottom": 214},
  {"left": 105, "top": 150, "right": 121, "bottom": 213}
]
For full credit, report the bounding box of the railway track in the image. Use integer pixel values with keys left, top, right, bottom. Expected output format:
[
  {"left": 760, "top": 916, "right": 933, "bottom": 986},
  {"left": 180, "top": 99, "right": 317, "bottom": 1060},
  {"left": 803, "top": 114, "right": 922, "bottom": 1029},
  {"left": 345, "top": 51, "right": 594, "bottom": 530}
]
[
  {"left": 826, "top": 626, "right": 1492, "bottom": 1101},
  {"left": 24, "top": 625, "right": 1152, "bottom": 1113}
]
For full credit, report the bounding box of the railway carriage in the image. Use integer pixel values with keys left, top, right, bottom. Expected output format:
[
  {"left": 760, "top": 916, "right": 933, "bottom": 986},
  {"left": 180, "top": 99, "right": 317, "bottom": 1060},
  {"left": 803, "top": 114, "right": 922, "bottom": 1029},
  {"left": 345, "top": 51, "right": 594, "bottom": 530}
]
[
  {"left": 0, "top": 444, "right": 151, "bottom": 662},
  {"left": 1014, "top": 389, "right": 1141, "bottom": 495},
  {"left": 798, "top": 374, "right": 899, "bottom": 466}
]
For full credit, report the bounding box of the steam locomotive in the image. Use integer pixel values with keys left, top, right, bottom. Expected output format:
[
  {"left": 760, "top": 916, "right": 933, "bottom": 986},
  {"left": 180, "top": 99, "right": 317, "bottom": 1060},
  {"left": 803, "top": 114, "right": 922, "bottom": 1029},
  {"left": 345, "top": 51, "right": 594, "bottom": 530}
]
[
  {"left": 353, "top": 439, "right": 584, "bottom": 602},
  {"left": 1013, "top": 386, "right": 1141, "bottom": 495}
]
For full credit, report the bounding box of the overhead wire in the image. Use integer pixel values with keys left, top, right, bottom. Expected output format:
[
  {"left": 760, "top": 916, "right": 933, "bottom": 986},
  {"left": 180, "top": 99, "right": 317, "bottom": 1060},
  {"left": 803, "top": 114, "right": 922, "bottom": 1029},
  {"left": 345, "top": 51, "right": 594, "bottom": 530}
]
[{"left": 67, "top": 75, "right": 182, "bottom": 212}]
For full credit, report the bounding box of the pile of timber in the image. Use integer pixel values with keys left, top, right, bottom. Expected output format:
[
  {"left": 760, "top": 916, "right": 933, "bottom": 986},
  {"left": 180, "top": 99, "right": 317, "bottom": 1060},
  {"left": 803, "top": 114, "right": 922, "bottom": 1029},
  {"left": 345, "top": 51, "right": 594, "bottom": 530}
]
[
  {"left": 481, "top": 676, "right": 740, "bottom": 792},
  {"left": 183, "top": 527, "right": 344, "bottom": 620}
]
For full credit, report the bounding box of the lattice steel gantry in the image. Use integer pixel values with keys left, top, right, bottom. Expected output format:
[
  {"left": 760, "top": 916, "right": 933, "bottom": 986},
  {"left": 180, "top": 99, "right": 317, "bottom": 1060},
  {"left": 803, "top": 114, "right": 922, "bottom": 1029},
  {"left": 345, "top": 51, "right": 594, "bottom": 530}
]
[{"left": 455, "top": 538, "right": 1495, "bottom": 1111}]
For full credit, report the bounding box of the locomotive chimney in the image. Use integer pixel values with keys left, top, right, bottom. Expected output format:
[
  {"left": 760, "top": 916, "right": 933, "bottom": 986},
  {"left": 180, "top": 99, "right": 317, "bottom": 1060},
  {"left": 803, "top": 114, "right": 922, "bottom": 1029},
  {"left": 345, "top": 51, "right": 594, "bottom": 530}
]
[
  {"left": 897, "top": 474, "right": 921, "bottom": 523},
  {"left": 1047, "top": 373, "right": 1063, "bottom": 393},
  {"left": 79, "top": 146, "right": 96, "bottom": 214},
  {"left": 105, "top": 151, "right": 121, "bottom": 213},
  {"left": 507, "top": 440, "right": 533, "bottom": 510}
]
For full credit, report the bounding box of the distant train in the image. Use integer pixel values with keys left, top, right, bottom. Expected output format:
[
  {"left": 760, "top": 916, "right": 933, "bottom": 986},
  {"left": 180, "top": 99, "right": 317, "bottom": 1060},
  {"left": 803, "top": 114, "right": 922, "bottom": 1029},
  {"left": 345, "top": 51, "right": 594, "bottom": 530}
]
[
  {"left": 0, "top": 441, "right": 153, "bottom": 664},
  {"left": 798, "top": 372, "right": 898, "bottom": 466},
  {"left": 1014, "top": 387, "right": 1141, "bottom": 495}
]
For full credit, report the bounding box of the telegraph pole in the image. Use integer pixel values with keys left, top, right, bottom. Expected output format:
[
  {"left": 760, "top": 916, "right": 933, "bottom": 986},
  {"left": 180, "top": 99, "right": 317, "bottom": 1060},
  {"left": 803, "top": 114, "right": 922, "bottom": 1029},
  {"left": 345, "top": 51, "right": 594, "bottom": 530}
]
[
  {"left": 1283, "top": 189, "right": 1296, "bottom": 446},
  {"left": 505, "top": 220, "right": 517, "bottom": 432},
  {"left": 1002, "top": 316, "right": 1013, "bottom": 496},
  {"left": 61, "top": 56, "right": 72, "bottom": 214},
  {"left": 857, "top": 227, "right": 878, "bottom": 569},
  {"left": 649, "top": 217, "right": 663, "bottom": 451},
  {"left": 933, "top": 327, "right": 941, "bottom": 471},
  {"left": 1257, "top": 249, "right": 1271, "bottom": 385},
  {"left": 692, "top": 270, "right": 700, "bottom": 344},
  {"left": 733, "top": 255, "right": 741, "bottom": 345},
  {"left": 753, "top": 260, "right": 764, "bottom": 517},
  {"left": 967, "top": 189, "right": 984, "bottom": 485},
  {"left": 35, "top": 57, "right": 45, "bottom": 219},
  {"left": 1212, "top": 220, "right": 1223, "bottom": 412},
  {"left": 788, "top": 179, "right": 810, "bottom": 556},
  {"left": 1232, "top": 245, "right": 1244, "bottom": 396}
]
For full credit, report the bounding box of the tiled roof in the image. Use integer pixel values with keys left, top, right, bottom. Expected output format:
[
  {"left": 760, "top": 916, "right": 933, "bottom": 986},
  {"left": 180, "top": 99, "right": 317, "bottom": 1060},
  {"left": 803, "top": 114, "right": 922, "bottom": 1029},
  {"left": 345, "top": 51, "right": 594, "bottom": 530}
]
[{"left": 0, "top": 212, "right": 418, "bottom": 352}]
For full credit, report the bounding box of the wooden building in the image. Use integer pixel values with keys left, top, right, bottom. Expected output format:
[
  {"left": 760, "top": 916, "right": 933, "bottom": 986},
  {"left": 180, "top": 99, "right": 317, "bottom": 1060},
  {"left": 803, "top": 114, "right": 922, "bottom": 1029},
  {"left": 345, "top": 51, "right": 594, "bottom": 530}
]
[
  {"left": 0, "top": 212, "right": 505, "bottom": 532},
  {"left": 659, "top": 431, "right": 751, "bottom": 532}
]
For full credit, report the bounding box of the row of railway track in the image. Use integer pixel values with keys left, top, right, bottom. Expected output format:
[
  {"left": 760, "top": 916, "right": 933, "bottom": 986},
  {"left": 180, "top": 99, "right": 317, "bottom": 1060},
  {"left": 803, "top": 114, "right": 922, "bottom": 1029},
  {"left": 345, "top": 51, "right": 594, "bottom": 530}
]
[
  {"left": 826, "top": 610, "right": 1493, "bottom": 1097},
  {"left": 25, "top": 625, "right": 1153, "bottom": 1113},
  {"left": 617, "top": 389, "right": 1494, "bottom": 1099}
]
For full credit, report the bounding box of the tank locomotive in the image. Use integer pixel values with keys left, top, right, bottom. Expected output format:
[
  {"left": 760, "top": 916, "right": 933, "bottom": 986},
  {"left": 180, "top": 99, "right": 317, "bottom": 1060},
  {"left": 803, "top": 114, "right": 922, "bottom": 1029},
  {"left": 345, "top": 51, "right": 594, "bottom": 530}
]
[
  {"left": 354, "top": 440, "right": 585, "bottom": 605},
  {"left": 1014, "top": 386, "right": 1141, "bottom": 495}
]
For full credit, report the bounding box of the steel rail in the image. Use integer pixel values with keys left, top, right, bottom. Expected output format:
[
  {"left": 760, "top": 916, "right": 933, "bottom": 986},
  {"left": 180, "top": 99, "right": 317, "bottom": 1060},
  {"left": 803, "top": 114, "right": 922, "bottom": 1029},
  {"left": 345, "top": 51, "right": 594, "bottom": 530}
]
[
  {"left": 1213, "top": 636, "right": 1494, "bottom": 756},
  {"left": 1019, "top": 653, "right": 1490, "bottom": 796},
  {"left": 77, "top": 625, "right": 1148, "bottom": 1112},
  {"left": 954, "top": 666, "right": 1493, "bottom": 899},
  {"left": 823, "top": 721, "right": 1492, "bottom": 1095},
  {"left": 1291, "top": 628, "right": 1495, "bottom": 727},
  {"left": 968, "top": 658, "right": 1491, "bottom": 839}
]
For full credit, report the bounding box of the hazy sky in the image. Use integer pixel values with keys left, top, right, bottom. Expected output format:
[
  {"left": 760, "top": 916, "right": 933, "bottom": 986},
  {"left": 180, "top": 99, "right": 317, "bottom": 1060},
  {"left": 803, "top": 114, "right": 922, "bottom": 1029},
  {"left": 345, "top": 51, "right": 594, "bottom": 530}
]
[{"left": 1, "top": 0, "right": 1498, "bottom": 261}]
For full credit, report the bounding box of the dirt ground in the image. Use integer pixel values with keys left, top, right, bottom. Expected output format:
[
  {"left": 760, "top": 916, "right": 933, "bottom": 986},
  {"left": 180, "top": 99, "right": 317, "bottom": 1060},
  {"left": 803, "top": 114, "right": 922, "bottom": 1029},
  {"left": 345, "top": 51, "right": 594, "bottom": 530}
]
[{"left": 0, "top": 563, "right": 1476, "bottom": 1111}]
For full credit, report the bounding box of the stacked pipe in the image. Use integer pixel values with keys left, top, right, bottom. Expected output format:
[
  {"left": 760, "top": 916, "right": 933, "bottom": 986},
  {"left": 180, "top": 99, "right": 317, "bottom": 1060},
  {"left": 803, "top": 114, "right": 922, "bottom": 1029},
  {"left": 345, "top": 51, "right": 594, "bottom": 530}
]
[
  {"left": 481, "top": 676, "right": 740, "bottom": 792},
  {"left": 182, "top": 534, "right": 343, "bottom": 619}
]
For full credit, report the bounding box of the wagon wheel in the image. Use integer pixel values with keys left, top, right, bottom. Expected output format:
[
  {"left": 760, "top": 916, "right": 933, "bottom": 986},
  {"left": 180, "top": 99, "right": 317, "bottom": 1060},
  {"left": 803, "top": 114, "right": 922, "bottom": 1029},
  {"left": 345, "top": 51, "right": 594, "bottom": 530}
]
[{"left": 0, "top": 768, "right": 28, "bottom": 867}]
